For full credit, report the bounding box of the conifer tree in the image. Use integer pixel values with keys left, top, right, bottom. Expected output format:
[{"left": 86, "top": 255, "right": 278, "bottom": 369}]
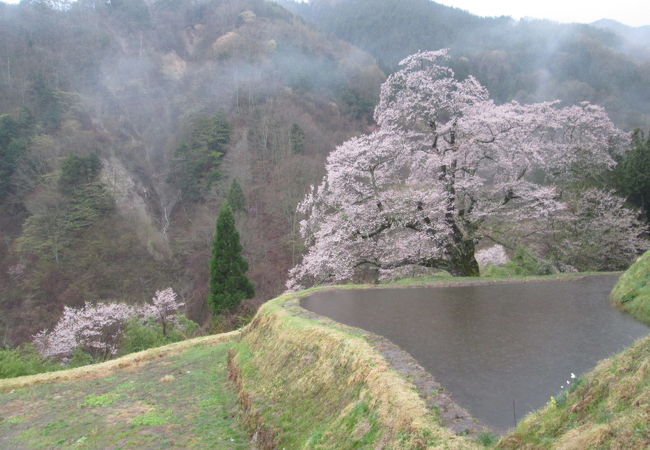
[
  {"left": 208, "top": 201, "right": 254, "bottom": 315},
  {"left": 227, "top": 179, "right": 246, "bottom": 212},
  {"left": 290, "top": 123, "right": 305, "bottom": 154}
]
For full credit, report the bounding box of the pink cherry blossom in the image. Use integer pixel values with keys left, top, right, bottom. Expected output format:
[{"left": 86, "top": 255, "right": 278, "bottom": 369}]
[
  {"left": 475, "top": 245, "right": 510, "bottom": 267},
  {"left": 33, "top": 287, "right": 184, "bottom": 361},
  {"left": 138, "top": 288, "right": 184, "bottom": 337},
  {"left": 287, "top": 50, "right": 638, "bottom": 290}
]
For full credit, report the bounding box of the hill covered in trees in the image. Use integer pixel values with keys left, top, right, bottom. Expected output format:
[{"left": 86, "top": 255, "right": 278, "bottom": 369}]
[
  {"left": 2, "top": 0, "right": 649, "bottom": 347},
  {"left": 0, "top": 0, "right": 384, "bottom": 345},
  {"left": 280, "top": 0, "right": 650, "bottom": 128}
]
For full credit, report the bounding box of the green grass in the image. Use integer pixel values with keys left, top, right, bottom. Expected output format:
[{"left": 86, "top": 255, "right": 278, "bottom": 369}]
[
  {"left": 611, "top": 249, "right": 650, "bottom": 324},
  {"left": 81, "top": 393, "right": 121, "bottom": 407},
  {"left": 233, "top": 338, "right": 382, "bottom": 449},
  {"left": 499, "top": 334, "right": 650, "bottom": 449},
  {"left": 131, "top": 409, "right": 172, "bottom": 426},
  {"left": 0, "top": 342, "right": 249, "bottom": 449},
  {"left": 476, "top": 431, "right": 499, "bottom": 447}
]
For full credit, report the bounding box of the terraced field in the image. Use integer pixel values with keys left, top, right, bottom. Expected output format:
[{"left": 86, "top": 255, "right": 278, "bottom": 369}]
[{"left": 0, "top": 342, "right": 248, "bottom": 449}]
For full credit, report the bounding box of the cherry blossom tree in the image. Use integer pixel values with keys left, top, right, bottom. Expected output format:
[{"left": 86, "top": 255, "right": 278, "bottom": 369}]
[
  {"left": 139, "top": 287, "right": 184, "bottom": 337},
  {"left": 288, "top": 49, "right": 633, "bottom": 289},
  {"left": 33, "top": 302, "right": 135, "bottom": 361},
  {"left": 33, "top": 287, "right": 184, "bottom": 361},
  {"left": 522, "top": 189, "right": 647, "bottom": 271}
]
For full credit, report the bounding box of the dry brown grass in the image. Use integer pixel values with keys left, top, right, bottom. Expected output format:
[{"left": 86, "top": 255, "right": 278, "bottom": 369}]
[{"left": 105, "top": 401, "right": 153, "bottom": 424}]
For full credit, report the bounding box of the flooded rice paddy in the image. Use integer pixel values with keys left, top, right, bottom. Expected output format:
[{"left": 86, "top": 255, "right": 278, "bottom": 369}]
[{"left": 302, "top": 274, "right": 649, "bottom": 431}]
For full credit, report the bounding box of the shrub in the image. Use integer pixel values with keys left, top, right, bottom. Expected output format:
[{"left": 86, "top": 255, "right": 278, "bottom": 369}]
[
  {"left": 0, "top": 344, "right": 60, "bottom": 379},
  {"left": 120, "top": 315, "right": 199, "bottom": 355},
  {"left": 477, "top": 431, "right": 499, "bottom": 446},
  {"left": 68, "top": 347, "right": 95, "bottom": 368},
  {"left": 119, "top": 319, "right": 170, "bottom": 355},
  {"left": 482, "top": 246, "right": 556, "bottom": 277}
]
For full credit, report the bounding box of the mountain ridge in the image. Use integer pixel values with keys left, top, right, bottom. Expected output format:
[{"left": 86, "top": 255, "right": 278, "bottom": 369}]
[{"left": 279, "top": 0, "right": 650, "bottom": 128}]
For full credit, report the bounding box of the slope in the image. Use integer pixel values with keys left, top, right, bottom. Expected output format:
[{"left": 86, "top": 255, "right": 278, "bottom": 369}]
[
  {"left": 0, "top": 335, "right": 248, "bottom": 448},
  {"left": 610, "top": 249, "right": 650, "bottom": 325}
]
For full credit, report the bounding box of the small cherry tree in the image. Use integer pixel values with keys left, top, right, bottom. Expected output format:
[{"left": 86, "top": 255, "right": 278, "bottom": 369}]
[
  {"left": 288, "top": 49, "right": 634, "bottom": 289},
  {"left": 33, "top": 287, "right": 185, "bottom": 361},
  {"left": 139, "top": 287, "right": 185, "bottom": 337}
]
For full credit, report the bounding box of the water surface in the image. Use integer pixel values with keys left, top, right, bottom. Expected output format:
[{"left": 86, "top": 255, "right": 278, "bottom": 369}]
[{"left": 301, "top": 274, "right": 649, "bottom": 431}]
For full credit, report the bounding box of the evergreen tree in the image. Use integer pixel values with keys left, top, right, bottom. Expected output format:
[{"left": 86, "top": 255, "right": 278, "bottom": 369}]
[
  {"left": 0, "top": 110, "right": 34, "bottom": 201},
  {"left": 289, "top": 123, "right": 305, "bottom": 154},
  {"left": 169, "top": 113, "right": 231, "bottom": 202},
  {"left": 30, "top": 75, "right": 64, "bottom": 131},
  {"left": 227, "top": 179, "right": 246, "bottom": 212},
  {"left": 615, "top": 129, "right": 650, "bottom": 221},
  {"left": 208, "top": 201, "right": 254, "bottom": 315},
  {"left": 59, "top": 153, "right": 102, "bottom": 195}
]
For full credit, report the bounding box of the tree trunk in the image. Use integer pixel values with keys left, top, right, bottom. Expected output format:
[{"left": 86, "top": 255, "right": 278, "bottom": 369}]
[{"left": 447, "top": 236, "right": 480, "bottom": 277}]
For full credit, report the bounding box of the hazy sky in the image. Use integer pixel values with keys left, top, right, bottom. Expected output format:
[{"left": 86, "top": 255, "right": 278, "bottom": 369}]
[
  {"left": 434, "top": 0, "right": 650, "bottom": 27},
  {"left": 1, "top": 0, "right": 649, "bottom": 27}
]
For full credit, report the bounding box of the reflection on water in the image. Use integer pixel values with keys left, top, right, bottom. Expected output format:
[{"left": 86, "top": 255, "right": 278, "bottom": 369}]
[{"left": 302, "top": 274, "right": 649, "bottom": 431}]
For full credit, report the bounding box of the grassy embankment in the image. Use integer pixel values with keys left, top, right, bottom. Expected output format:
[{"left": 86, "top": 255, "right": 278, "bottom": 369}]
[
  {"left": 228, "top": 289, "right": 480, "bottom": 449},
  {"left": 499, "top": 252, "right": 650, "bottom": 449},
  {"left": 611, "top": 249, "right": 650, "bottom": 325}
]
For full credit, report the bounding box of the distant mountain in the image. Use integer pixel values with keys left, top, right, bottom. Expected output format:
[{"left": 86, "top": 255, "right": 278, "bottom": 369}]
[
  {"left": 592, "top": 19, "right": 650, "bottom": 44},
  {"left": 279, "top": 0, "right": 650, "bottom": 129},
  {"left": 591, "top": 19, "right": 650, "bottom": 59},
  {"left": 279, "top": 0, "right": 492, "bottom": 70}
]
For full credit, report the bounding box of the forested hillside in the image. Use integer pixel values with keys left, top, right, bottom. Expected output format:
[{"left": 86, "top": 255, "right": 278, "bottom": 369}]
[
  {"left": 0, "top": 0, "right": 384, "bottom": 345},
  {"left": 2, "top": 0, "right": 650, "bottom": 347},
  {"left": 280, "top": 0, "right": 650, "bottom": 128}
]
